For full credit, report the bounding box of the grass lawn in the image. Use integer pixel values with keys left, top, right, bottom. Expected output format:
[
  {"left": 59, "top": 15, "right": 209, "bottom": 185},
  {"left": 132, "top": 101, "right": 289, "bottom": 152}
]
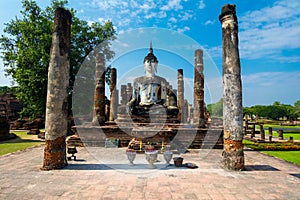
[
  {"left": 262, "top": 151, "right": 300, "bottom": 166},
  {"left": 243, "top": 139, "right": 300, "bottom": 166},
  {"left": 0, "top": 131, "right": 43, "bottom": 156},
  {"left": 256, "top": 124, "right": 300, "bottom": 140}
]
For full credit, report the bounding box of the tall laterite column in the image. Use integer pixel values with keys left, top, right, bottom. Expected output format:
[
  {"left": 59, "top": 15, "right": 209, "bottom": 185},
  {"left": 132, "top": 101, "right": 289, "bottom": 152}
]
[
  {"left": 193, "top": 49, "right": 205, "bottom": 128},
  {"left": 92, "top": 53, "right": 106, "bottom": 125},
  {"left": 177, "top": 69, "right": 184, "bottom": 122},
  {"left": 109, "top": 68, "right": 117, "bottom": 121},
  {"left": 42, "top": 8, "right": 71, "bottom": 170},
  {"left": 219, "top": 4, "right": 244, "bottom": 170}
]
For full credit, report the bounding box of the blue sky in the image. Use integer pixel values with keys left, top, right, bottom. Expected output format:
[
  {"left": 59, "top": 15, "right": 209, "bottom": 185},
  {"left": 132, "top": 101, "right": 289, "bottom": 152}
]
[{"left": 0, "top": 0, "right": 299, "bottom": 107}]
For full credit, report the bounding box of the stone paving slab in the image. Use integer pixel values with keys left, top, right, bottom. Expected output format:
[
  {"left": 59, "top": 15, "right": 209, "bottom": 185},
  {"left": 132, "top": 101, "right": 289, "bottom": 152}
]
[{"left": 0, "top": 145, "right": 299, "bottom": 199}]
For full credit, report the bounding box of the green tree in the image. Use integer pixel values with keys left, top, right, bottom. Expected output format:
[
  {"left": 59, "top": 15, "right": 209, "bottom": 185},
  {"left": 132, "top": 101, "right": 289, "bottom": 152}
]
[
  {"left": 207, "top": 98, "right": 223, "bottom": 117},
  {"left": 293, "top": 100, "right": 300, "bottom": 119},
  {"left": 0, "top": 86, "right": 18, "bottom": 95},
  {"left": 243, "top": 101, "right": 298, "bottom": 120},
  {"left": 0, "top": 0, "right": 115, "bottom": 118}
]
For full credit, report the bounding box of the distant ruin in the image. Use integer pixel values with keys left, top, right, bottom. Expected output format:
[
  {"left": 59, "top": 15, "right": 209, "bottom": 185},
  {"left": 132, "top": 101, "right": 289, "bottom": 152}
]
[{"left": 0, "top": 94, "right": 22, "bottom": 121}]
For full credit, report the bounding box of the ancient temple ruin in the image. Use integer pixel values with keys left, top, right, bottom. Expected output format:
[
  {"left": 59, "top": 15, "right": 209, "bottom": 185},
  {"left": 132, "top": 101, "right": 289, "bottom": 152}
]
[
  {"left": 74, "top": 43, "right": 223, "bottom": 151},
  {"left": 44, "top": 4, "right": 247, "bottom": 170}
]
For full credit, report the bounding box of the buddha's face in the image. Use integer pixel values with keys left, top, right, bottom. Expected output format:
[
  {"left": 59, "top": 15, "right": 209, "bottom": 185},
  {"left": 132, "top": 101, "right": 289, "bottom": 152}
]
[{"left": 144, "top": 59, "right": 157, "bottom": 75}]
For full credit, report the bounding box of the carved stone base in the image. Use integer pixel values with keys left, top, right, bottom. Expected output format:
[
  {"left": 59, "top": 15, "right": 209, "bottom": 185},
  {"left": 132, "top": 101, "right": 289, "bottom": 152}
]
[
  {"left": 221, "top": 140, "right": 244, "bottom": 171},
  {"left": 42, "top": 136, "right": 67, "bottom": 170}
]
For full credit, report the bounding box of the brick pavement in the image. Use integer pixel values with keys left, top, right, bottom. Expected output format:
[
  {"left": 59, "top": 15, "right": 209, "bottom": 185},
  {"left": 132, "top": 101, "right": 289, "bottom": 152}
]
[{"left": 0, "top": 145, "right": 299, "bottom": 199}]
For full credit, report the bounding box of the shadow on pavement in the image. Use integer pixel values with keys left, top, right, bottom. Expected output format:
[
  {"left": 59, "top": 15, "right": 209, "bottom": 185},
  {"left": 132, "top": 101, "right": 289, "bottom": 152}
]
[
  {"left": 290, "top": 174, "right": 300, "bottom": 179},
  {"left": 244, "top": 165, "right": 280, "bottom": 171},
  {"left": 63, "top": 163, "right": 191, "bottom": 171}
]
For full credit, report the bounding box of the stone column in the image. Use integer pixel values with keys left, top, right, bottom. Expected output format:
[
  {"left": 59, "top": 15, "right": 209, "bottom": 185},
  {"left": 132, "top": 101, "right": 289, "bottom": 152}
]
[
  {"left": 177, "top": 69, "right": 184, "bottom": 122},
  {"left": 251, "top": 124, "right": 255, "bottom": 138},
  {"left": 92, "top": 53, "right": 106, "bottom": 125},
  {"left": 269, "top": 127, "right": 273, "bottom": 141},
  {"left": 278, "top": 129, "right": 283, "bottom": 140},
  {"left": 42, "top": 8, "right": 71, "bottom": 170},
  {"left": 120, "top": 85, "right": 127, "bottom": 105},
  {"left": 126, "top": 83, "right": 133, "bottom": 103},
  {"left": 188, "top": 104, "right": 193, "bottom": 123},
  {"left": 193, "top": 49, "right": 205, "bottom": 128},
  {"left": 116, "top": 89, "right": 119, "bottom": 107},
  {"left": 183, "top": 99, "right": 189, "bottom": 123},
  {"left": 260, "top": 124, "right": 265, "bottom": 140},
  {"left": 219, "top": 4, "right": 244, "bottom": 170},
  {"left": 109, "top": 68, "right": 117, "bottom": 121}
]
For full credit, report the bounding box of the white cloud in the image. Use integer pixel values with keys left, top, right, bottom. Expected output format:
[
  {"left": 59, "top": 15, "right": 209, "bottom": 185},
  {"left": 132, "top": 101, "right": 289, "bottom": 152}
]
[
  {"left": 145, "top": 13, "right": 156, "bottom": 19},
  {"left": 117, "top": 18, "right": 131, "bottom": 27},
  {"left": 169, "top": 17, "right": 177, "bottom": 23},
  {"left": 87, "top": 20, "right": 96, "bottom": 26},
  {"left": 242, "top": 71, "right": 300, "bottom": 106},
  {"left": 77, "top": 9, "right": 84, "bottom": 14},
  {"left": 161, "top": 0, "right": 183, "bottom": 11},
  {"left": 204, "top": 45, "right": 222, "bottom": 59},
  {"left": 89, "top": 0, "right": 120, "bottom": 9},
  {"left": 199, "top": 0, "right": 205, "bottom": 9},
  {"left": 239, "top": 0, "right": 300, "bottom": 60},
  {"left": 204, "top": 20, "right": 215, "bottom": 26},
  {"left": 178, "top": 12, "right": 193, "bottom": 21},
  {"left": 158, "top": 11, "right": 167, "bottom": 18},
  {"left": 140, "top": 2, "right": 156, "bottom": 12},
  {"left": 97, "top": 17, "right": 106, "bottom": 24},
  {"left": 85, "top": 0, "right": 201, "bottom": 33},
  {"left": 177, "top": 26, "right": 190, "bottom": 33}
]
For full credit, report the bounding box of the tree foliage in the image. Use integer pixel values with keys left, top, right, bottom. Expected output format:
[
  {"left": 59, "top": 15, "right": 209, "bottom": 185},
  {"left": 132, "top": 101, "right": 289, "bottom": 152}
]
[
  {"left": 207, "top": 99, "right": 300, "bottom": 120},
  {"left": 294, "top": 100, "right": 300, "bottom": 117},
  {"left": 207, "top": 98, "right": 223, "bottom": 117},
  {"left": 0, "top": 86, "right": 18, "bottom": 95},
  {"left": 243, "top": 101, "right": 299, "bottom": 120},
  {"left": 0, "top": 0, "right": 115, "bottom": 118}
]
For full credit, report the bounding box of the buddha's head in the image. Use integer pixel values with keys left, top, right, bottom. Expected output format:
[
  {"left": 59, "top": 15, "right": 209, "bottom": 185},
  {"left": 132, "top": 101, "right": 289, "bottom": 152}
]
[{"left": 143, "top": 42, "right": 158, "bottom": 76}]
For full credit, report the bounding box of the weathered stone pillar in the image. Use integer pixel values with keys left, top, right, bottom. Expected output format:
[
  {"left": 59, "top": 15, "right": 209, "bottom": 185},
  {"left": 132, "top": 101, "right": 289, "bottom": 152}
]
[
  {"left": 42, "top": 8, "right": 71, "bottom": 170},
  {"left": 278, "top": 129, "right": 283, "bottom": 140},
  {"left": 120, "top": 85, "right": 127, "bottom": 105},
  {"left": 92, "top": 53, "right": 106, "bottom": 125},
  {"left": 177, "top": 69, "right": 184, "bottom": 122},
  {"left": 269, "top": 127, "right": 273, "bottom": 141},
  {"left": 268, "top": 127, "right": 273, "bottom": 135},
  {"left": 219, "top": 4, "right": 244, "bottom": 170},
  {"left": 260, "top": 124, "right": 265, "bottom": 140},
  {"left": 193, "top": 49, "right": 205, "bottom": 128},
  {"left": 109, "top": 68, "right": 117, "bottom": 121},
  {"left": 251, "top": 124, "right": 255, "bottom": 138},
  {"left": 188, "top": 104, "right": 193, "bottom": 123},
  {"left": 183, "top": 99, "right": 189, "bottom": 123},
  {"left": 116, "top": 89, "right": 119, "bottom": 107},
  {"left": 126, "top": 83, "right": 133, "bottom": 103}
]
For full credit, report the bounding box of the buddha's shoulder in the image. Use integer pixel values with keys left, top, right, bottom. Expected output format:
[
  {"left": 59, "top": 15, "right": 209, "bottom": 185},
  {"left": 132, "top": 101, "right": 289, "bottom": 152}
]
[
  {"left": 133, "top": 76, "right": 144, "bottom": 82},
  {"left": 154, "top": 76, "right": 167, "bottom": 82},
  {"left": 134, "top": 76, "right": 166, "bottom": 82}
]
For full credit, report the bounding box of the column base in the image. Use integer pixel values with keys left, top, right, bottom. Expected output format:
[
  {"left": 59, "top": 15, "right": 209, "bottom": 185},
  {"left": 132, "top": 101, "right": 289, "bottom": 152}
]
[
  {"left": 221, "top": 140, "right": 244, "bottom": 171},
  {"left": 41, "top": 136, "right": 68, "bottom": 170}
]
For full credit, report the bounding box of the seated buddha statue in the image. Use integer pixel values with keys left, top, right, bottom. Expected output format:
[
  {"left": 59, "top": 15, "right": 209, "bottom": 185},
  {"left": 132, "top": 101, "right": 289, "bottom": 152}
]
[{"left": 127, "top": 43, "right": 178, "bottom": 115}]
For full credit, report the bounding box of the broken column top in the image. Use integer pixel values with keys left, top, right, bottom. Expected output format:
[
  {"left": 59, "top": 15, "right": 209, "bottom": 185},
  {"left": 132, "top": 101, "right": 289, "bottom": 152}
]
[
  {"left": 219, "top": 4, "right": 237, "bottom": 22},
  {"left": 194, "top": 49, "right": 203, "bottom": 57}
]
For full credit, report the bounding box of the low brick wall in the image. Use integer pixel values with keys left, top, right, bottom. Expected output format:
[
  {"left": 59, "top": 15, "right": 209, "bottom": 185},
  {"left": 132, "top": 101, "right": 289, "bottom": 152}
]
[{"left": 74, "top": 124, "right": 223, "bottom": 149}]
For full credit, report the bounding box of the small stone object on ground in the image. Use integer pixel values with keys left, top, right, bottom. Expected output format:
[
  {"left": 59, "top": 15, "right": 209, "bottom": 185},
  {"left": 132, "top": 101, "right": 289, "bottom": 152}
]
[
  {"left": 185, "top": 162, "right": 198, "bottom": 169},
  {"left": 67, "top": 146, "right": 77, "bottom": 161},
  {"left": 173, "top": 157, "right": 183, "bottom": 167}
]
